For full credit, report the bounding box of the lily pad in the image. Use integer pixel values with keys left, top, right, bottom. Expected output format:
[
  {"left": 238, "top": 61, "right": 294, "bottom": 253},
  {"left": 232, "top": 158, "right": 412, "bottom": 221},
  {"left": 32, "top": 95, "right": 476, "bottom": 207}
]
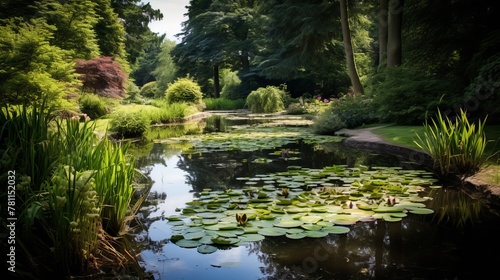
[
  {"left": 301, "top": 224, "right": 322, "bottom": 231},
  {"left": 273, "top": 220, "right": 304, "bottom": 228},
  {"left": 258, "top": 227, "right": 288, "bottom": 237},
  {"left": 286, "top": 232, "right": 307, "bottom": 239},
  {"left": 322, "top": 226, "right": 350, "bottom": 234},
  {"left": 183, "top": 231, "right": 205, "bottom": 240},
  {"left": 175, "top": 239, "right": 202, "bottom": 248},
  {"left": 211, "top": 236, "right": 240, "bottom": 245},
  {"left": 409, "top": 208, "right": 434, "bottom": 215},
  {"left": 239, "top": 234, "right": 265, "bottom": 242},
  {"left": 197, "top": 245, "right": 217, "bottom": 254},
  {"left": 304, "top": 230, "right": 329, "bottom": 238}
]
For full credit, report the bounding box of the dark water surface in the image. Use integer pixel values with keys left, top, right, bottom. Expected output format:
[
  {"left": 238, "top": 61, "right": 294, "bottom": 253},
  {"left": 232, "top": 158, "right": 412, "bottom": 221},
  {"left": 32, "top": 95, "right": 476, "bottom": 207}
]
[{"left": 130, "top": 118, "right": 500, "bottom": 280}]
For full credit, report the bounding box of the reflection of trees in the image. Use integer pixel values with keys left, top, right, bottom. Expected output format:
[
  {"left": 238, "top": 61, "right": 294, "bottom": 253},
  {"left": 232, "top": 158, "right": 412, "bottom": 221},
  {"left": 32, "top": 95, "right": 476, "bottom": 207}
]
[
  {"left": 174, "top": 141, "right": 428, "bottom": 193},
  {"left": 242, "top": 218, "right": 471, "bottom": 279}
]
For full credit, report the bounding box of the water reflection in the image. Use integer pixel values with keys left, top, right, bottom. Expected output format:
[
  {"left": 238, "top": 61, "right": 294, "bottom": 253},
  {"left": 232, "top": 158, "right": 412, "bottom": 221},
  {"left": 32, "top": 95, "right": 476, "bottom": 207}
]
[{"left": 130, "top": 124, "right": 500, "bottom": 280}]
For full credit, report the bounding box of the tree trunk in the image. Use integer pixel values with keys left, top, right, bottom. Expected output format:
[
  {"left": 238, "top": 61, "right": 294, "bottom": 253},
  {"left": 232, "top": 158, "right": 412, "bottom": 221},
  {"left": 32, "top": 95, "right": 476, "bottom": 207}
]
[
  {"left": 339, "top": 0, "right": 364, "bottom": 94},
  {"left": 387, "top": 0, "right": 404, "bottom": 67},
  {"left": 378, "top": 0, "right": 389, "bottom": 67},
  {"left": 213, "top": 64, "right": 220, "bottom": 98},
  {"left": 240, "top": 51, "right": 250, "bottom": 72}
]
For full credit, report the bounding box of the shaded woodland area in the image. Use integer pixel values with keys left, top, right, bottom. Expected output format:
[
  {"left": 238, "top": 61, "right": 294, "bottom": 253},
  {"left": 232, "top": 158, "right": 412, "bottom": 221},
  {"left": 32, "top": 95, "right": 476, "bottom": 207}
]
[{"left": 1, "top": 0, "right": 499, "bottom": 125}]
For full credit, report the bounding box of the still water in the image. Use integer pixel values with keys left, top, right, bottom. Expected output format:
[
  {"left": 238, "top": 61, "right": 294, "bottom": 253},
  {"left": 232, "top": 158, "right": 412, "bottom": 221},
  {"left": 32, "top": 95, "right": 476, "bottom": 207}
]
[{"left": 130, "top": 118, "right": 500, "bottom": 280}]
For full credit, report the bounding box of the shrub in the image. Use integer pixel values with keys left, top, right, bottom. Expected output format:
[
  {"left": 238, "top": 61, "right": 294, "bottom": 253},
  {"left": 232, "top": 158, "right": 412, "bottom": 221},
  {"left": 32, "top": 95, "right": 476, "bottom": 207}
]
[
  {"left": 140, "top": 81, "right": 160, "bottom": 98},
  {"left": 75, "top": 56, "right": 128, "bottom": 98},
  {"left": 331, "top": 93, "right": 377, "bottom": 128},
  {"left": 220, "top": 70, "right": 242, "bottom": 100},
  {"left": 79, "top": 94, "right": 109, "bottom": 119},
  {"left": 367, "top": 67, "right": 457, "bottom": 124},
  {"left": 286, "top": 102, "right": 308, "bottom": 115},
  {"left": 165, "top": 77, "right": 204, "bottom": 105},
  {"left": 245, "top": 85, "right": 287, "bottom": 113},
  {"left": 204, "top": 98, "right": 246, "bottom": 110},
  {"left": 148, "top": 102, "right": 187, "bottom": 123},
  {"left": 414, "top": 109, "right": 488, "bottom": 179},
  {"left": 312, "top": 110, "right": 346, "bottom": 135},
  {"left": 110, "top": 111, "right": 149, "bottom": 138},
  {"left": 464, "top": 54, "right": 500, "bottom": 123}
]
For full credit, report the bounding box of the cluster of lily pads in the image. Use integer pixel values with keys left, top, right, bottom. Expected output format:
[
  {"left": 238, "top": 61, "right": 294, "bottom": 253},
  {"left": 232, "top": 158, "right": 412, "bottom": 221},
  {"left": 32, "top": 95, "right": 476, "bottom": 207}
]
[
  {"left": 167, "top": 164, "right": 439, "bottom": 254},
  {"left": 159, "top": 126, "right": 343, "bottom": 153}
]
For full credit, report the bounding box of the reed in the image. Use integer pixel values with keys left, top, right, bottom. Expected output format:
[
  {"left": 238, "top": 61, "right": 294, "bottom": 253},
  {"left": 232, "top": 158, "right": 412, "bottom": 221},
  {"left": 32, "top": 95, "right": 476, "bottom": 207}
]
[
  {"left": 414, "top": 109, "right": 488, "bottom": 179},
  {"left": 6, "top": 103, "right": 144, "bottom": 276}
]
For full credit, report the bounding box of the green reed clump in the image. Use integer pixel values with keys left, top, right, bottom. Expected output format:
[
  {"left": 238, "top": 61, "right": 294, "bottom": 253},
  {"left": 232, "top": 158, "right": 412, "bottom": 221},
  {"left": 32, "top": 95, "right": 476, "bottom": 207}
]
[
  {"left": 414, "top": 109, "right": 488, "bottom": 179},
  {"left": 4, "top": 103, "right": 143, "bottom": 277}
]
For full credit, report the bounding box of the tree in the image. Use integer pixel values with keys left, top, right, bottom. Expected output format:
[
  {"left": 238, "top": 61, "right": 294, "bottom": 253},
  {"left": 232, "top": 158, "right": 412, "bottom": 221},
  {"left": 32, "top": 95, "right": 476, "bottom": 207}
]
[
  {"left": 36, "top": 0, "right": 101, "bottom": 60},
  {"left": 94, "top": 0, "right": 128, "bottom": 60},
  {"left": 132, "top": 33, "right": 166, "bottom": 87},
  {"left": 173, "top": 0, "right": 261, "bottom": 97},
  {"left": 0, "top": 18, "right": 79, "bottom": 107},
  {"left": 152, "top": 39, "right": 178, "bottom": 94},
  {"left": 339, "top": 0, "right": 364, "bottom": 94},
  {"left": 110, "top": 0, "right": 163, "bottom": 66},
  {"left": 378, "top": 0, "right": 388, "bottom": 66},
  {"left": 74, "top": 56, "right": 128, "bottom": 98},
  {"left": 387, "top": 0, "right": 403, "bottom": 67}
]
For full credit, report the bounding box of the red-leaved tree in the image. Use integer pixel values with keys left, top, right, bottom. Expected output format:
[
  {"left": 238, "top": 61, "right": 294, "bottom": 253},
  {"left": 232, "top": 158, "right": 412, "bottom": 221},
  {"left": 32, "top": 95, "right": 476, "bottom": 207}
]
[{"left": 75, "top": 56, "right": 127, "bottom": 98}]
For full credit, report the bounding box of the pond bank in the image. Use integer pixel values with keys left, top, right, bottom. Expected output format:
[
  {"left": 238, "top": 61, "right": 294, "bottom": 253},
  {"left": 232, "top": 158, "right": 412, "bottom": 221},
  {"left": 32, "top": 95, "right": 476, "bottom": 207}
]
[{"left": 335, "top": 126, "right": 500, "bottom": 212}]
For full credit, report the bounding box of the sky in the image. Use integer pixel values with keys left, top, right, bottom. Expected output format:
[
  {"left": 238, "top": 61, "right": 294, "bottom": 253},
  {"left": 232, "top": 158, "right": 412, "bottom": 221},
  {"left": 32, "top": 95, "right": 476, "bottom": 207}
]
[{"left": 144, "top": 0, "right": 190, "bottom": 42}]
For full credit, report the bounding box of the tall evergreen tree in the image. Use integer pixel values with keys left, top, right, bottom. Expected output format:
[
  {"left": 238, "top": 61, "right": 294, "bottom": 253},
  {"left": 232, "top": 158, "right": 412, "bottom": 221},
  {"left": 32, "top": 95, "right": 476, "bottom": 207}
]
[
  {"left": 110, "top": 0, "right": 163, "bottom": 66},
  {"left": 36, "top": 0, "right": 101, "bottom": 59}
]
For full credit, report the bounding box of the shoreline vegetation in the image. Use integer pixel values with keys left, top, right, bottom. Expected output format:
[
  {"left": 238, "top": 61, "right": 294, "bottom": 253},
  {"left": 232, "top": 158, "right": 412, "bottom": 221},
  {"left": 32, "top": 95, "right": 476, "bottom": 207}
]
[{"left": 2, "top": 98, "right": 499, "bottom": 278}]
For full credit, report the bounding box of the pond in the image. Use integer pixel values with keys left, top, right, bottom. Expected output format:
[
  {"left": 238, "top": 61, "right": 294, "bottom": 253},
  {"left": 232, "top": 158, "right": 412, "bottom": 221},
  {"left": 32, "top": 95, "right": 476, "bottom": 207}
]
[{"left": 130, "top": 115, "right": 500, "bottom": 280}]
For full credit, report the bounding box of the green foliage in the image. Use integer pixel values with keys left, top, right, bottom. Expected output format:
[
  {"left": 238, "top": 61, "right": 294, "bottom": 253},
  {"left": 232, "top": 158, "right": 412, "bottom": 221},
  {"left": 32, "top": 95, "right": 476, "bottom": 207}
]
[
  {"left": 464, "top": 53, "right": 500, "bottom": 122},
  {"left": 330, "top": 93, "right": 377, "bottom": 128},
  {"left": 0, "top": 18, "right": 79, "bottom": 107},
  {"left": 414, "top": 109, "right": 488, "bottom": 179},
  {"left": 110, "top": 111, "right": 149, "bottom": 138},
  {"left": 152, "top": 39, "right": 178, "bottom": 94},
  {"left": 367, "top": 67, "right": 456, "bottom": 124},
  {"left": 204, "top": 98, "right": 246, "bottom": 110},
  {"left": 0, "top": 101, "right": 56, "bottom": 191},
  {"left": 245, "top": 86, "right": 287, "bottom": 113},
  {"left": 166, "top": 77, "right": 204, "bottom": 105},
  {"left": 2, "top": 104, "right": 140, "bottom": 276},
  {"left": 286, "top": 99, "right": 308, "bottom": 115},
  {"left": 140, "top": 81, "right": 160, "bottom": 98},
  {"left": 93, "top": 0, "right": 128, "bottom": 60},
  {"left": 148, "top": 101, "right": 188, "bottom": 123},
  {"left": 36, "top": 0, "right": 100, "bottom": 59},
  {"left": 79, "top": 94, "right": 109, "bottom": 119},
  {"left": 220, "top": 69, "right": 242, "bottom": 100},
  {"left": 312, "top": 110, "right": 347, "bottom": 135}
]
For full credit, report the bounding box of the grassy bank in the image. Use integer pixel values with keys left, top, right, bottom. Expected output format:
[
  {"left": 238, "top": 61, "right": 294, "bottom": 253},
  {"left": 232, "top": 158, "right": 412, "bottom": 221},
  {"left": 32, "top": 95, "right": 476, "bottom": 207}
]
[{"left": 372, "top": 124, "right": 500, "bottom": 185}]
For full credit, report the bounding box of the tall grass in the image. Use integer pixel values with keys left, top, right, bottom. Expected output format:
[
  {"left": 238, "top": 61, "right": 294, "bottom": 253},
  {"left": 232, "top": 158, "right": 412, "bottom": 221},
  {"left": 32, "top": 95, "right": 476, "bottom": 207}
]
[
  {"left": 3, "top": 103, "right": 145, "bottom": 277},
  {"left": 0, "top": 101, "right": 57, "bottom": 192},
  {"left": 414, "top": 109, "right": 488, "bottom": 179}
]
